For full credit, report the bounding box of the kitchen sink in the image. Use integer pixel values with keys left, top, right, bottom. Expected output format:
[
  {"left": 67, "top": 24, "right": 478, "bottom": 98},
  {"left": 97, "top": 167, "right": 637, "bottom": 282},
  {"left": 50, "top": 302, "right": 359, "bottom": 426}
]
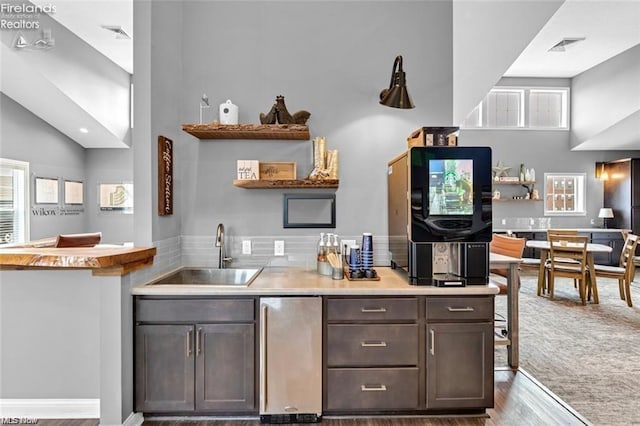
[{"left": 150, "top": 267, "right": 263, "bottom": 287}]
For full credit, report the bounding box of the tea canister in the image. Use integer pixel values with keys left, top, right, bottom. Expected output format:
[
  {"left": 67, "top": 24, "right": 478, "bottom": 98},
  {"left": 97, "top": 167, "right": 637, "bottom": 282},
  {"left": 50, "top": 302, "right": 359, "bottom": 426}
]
[{"left": 219, "top": 99, "right": 238, "bottom": 124}]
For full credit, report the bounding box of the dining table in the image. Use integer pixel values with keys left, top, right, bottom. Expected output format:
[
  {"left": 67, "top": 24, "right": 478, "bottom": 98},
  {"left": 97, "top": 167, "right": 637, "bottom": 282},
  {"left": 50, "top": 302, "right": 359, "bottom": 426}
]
[
  {"left": 525, "top": 239, "right": 612, "bottom": 303},
  {"left": 489, "top": 252, "right": 521, "bottom": 369}
]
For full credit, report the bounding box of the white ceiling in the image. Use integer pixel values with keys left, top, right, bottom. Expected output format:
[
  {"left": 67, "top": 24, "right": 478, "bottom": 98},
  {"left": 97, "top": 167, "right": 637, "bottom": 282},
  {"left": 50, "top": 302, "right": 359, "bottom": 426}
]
[
  {"left": 31, "top": 0, "right": 133, "bottom": 74},
  {"left": 505, "top": 0, "right": 640, "bottom": 78}
]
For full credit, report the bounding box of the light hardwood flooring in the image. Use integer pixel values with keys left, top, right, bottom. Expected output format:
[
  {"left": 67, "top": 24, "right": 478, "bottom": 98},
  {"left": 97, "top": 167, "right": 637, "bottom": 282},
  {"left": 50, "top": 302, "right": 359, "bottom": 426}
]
[{"left": 32, "top": 368, "right": 587, "bottom": 426}]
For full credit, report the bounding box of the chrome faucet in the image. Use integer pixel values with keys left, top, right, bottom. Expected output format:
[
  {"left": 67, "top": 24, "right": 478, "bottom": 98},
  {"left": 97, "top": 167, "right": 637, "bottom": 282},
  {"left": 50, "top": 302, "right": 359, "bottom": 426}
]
[{"left": 215, "top": 223, "right": 232, "bottom": 268}]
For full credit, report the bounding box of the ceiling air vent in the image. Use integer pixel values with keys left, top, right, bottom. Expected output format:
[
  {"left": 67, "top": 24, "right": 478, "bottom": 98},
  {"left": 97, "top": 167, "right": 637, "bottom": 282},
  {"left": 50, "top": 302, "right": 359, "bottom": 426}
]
[
  {"left": 101, "top": 25, "right": 131, "bottom": 40},
  {"left": 548, "top": 37, "right": 585, "bottom": 52}
]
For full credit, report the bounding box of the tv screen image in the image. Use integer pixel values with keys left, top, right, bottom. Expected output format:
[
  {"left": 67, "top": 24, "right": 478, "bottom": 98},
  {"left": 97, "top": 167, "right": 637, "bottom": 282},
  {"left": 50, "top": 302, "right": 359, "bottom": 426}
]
[{"left": 428, "top": 159, "right": 473, "bottom": 215}]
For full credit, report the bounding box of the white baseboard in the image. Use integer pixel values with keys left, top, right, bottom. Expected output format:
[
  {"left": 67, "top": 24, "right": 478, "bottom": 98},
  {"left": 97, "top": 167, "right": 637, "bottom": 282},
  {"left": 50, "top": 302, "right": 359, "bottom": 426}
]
[{"left": 0, "top": 399, "right": 99, "bottom": 419}]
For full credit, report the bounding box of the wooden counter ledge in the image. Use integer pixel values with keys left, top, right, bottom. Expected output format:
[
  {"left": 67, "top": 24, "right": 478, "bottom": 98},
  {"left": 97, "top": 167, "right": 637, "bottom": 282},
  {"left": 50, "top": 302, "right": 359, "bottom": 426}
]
[{"left": 0, "top": 245, "right": 156, "bottom": 276}]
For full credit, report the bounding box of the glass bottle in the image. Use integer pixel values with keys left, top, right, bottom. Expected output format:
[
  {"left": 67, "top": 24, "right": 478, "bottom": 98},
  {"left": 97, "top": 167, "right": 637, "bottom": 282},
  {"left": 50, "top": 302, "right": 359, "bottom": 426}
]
[{"left": 317, "top": 232, "right": 326, "bottom": 262}]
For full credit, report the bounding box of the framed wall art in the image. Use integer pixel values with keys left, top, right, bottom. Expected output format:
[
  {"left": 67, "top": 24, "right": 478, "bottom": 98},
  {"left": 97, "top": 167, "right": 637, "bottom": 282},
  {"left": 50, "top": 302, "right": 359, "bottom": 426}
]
[
  {"left": 35, "top": 177, "right": 59, "bottom": 204},
  {"left": 99, "top": 183, "right": 133, "bottom": 213},
  {"left": 64, "top": 180, "right": 84, "bottom": 205}
]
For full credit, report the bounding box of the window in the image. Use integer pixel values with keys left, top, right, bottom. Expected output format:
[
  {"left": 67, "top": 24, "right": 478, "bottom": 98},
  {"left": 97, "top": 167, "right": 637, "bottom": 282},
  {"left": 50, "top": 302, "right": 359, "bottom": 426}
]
[
  {"left": 529, "top": 89, "right": 568, "bottom": 129},
  {"left": 485, "top": 89, "right": 524, "bottom": 128},
  {"left": 0, "top": 158, "right": 30, "bottom": 245},
  {"left": 543, "top": 173, "right": 586, "bottom": 216},
  {"left": 462, "top": 86, "right": 569, "bottom": 130}
]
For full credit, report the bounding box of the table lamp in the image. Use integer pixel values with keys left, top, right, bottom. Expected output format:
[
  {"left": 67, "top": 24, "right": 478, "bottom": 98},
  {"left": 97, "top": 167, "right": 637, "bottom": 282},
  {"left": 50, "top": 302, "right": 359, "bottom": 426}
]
[{"left": 598, "top": 208, "right": 614, "bottom": 229}]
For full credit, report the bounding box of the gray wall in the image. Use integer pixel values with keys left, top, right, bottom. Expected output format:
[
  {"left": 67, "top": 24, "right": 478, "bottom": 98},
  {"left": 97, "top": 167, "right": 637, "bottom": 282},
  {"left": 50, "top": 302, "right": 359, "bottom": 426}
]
[
  {"left": 0, "top": 94, "right": 87, "bottom": 239},
  {"left": 175, "top": 0, "right": 454, "bottom": 241},
  {"left": 0, "top": 94, "right": 134, "bottom": 244},
  {"left": 0, "top": 270, "right": 100, "bottom": 399},
  {"left": 571, "top": 44, "right": 640, "bottom": 149}
]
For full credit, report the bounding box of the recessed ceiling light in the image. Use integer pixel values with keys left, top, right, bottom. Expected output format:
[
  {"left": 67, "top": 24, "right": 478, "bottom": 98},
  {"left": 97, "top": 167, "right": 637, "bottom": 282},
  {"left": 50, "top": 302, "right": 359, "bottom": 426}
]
[
  {"left": 548, "top": 37, "right": 586, "bottom": 52},
  {"left": 79, "top": 127, "right": 89, "bottom": 133},
  {"left": 101, "top": 25, "right": 131, "bottom": 40}
]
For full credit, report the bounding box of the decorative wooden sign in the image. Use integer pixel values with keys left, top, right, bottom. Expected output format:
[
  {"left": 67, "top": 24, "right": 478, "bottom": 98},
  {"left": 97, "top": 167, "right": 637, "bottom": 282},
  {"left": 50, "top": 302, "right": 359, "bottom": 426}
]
[{"left": 158, "top": 136, "right": 173, "bottom": 215}]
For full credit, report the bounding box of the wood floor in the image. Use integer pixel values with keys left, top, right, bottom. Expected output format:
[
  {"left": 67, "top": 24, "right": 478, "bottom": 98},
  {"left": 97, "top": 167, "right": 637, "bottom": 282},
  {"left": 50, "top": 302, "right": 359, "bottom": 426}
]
[{"left": 32, "top": 368, "right": 588, "bottom": 426}]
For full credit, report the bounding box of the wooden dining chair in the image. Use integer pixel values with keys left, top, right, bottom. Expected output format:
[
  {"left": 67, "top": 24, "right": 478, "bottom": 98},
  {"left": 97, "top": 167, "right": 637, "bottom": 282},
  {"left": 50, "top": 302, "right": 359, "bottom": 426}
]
[
  {"left": 593, "top": 233, "right": 639, "bottom": 307},
  {"left": 546, "top": 234, "right": 590, "bottom": 305},
  {"left": 489, "top": 233, "right": 525, "bottom": 338},
  {"left": 490, "top": 233, "right": 526, "bottom": 294}
]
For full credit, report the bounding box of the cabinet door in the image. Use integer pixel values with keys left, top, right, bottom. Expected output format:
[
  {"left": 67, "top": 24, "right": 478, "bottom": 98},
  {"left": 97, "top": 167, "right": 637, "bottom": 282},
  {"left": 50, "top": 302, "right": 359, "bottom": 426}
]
[
  {"left": 135, "top": 324, "right": 195, "bottom": 412},
  {"left": 426, "top": 322, "right": 493, "bottom": 409},
  {"left": 196, "top": 323, "right": 255, "bottom": 411}
]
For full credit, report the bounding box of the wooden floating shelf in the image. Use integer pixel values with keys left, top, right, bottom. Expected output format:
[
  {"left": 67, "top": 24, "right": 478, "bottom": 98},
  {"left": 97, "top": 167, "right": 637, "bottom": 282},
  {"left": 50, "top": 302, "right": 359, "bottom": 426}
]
[
  {"left": 493, "top": 181, "right": 536, "bottom": 185},
  {"left": 233, "top": 179, "right": 339, "bottom": 189},
  {"left": 182, "top": 123, "right": 310, "bottom": 140}
]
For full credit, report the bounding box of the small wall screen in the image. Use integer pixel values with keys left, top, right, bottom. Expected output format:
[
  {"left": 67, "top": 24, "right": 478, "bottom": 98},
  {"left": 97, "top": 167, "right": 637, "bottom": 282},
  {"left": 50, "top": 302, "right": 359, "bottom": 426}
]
[{"left": 428, "top": 159, "right": 473, "bottom": 215}]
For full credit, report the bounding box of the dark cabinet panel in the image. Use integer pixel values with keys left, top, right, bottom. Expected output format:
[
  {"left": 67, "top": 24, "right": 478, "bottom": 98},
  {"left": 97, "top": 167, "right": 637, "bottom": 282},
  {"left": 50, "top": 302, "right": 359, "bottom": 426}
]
[
  {"left": 426, "top": 322, "right": 494, "bottom": 409},
  {"left": 326, "top": 367, "right": 420, "bottom": 411},
  {"left": 135, "top": 297, "right": 257, "bottom": 414},
  {"left": 197, "top": 323, "right": 255, "bottom": 411},
  {"left": 135, "top": 324, "right": 195, "bottom": 412}
]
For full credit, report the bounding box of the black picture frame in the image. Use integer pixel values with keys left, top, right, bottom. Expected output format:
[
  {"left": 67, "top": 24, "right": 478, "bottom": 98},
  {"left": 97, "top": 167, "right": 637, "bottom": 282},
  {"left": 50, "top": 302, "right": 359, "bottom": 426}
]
[{"left": 283, "top": 193, "right": 336, "bottom": 228}]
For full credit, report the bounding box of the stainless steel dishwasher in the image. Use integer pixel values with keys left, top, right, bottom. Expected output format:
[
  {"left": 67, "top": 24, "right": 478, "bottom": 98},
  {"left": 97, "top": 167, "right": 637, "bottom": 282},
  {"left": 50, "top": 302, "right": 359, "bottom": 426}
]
[{"left": 259, "top": 297, "right": 322, "bottom": 423}]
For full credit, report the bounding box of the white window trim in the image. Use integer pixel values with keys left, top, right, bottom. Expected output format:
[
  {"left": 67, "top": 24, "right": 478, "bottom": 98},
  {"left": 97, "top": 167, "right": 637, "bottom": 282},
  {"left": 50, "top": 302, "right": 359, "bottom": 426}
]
[
  {"left": 0, "top": 158, "right": 30, "bottom": 245},
  {"left": 461, "top": 86, "right": 570, "bottom": 131},
  {"left": 543, "top": 172, "right": 586, "bottom": 217}
]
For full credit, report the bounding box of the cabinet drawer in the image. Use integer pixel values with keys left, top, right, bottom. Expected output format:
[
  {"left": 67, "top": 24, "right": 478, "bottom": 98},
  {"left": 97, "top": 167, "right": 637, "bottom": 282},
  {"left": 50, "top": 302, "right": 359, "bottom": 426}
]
[
  {"left": 327, "top": 324, "right": 418, "bottom": 366},
  {"left": 326, "top": 367, "right": 419, "bottom": 411},
  {"left": 136, "top": 298, "right": 254, "bottom": 322},
  {"left": 426, "top": 297, "right": 493, "bottom": 321},
  {"left": 326, "top": 298, "right": 418, "bottom": 321}
]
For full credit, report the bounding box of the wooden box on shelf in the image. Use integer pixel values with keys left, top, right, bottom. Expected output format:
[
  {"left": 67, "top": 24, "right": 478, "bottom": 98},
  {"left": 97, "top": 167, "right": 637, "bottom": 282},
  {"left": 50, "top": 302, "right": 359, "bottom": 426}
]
[{"left": 259, "top": 162, "right": 296, "bottom": 180}]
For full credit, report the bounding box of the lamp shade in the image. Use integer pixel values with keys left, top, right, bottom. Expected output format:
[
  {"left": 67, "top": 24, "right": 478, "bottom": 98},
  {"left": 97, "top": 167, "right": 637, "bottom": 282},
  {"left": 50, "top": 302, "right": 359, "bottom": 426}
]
[
  {"left": 598, "top": 208, "right": 614, "bottom": 218},
  {"left": 379, "top": 55, "right": 414, "bottom": 109}
]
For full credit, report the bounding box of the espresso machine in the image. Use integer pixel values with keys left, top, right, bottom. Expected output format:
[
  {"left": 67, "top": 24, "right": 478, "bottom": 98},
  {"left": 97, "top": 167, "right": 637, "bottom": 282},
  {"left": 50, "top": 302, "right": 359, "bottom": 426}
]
[{"left": 387, "top": 143, "right": 493, "bottom": 286}]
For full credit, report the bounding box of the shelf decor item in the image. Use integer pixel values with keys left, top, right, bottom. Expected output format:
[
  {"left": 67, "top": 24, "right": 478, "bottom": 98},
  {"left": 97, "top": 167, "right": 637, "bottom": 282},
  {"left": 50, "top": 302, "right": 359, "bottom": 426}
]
[
  {"left": 259, "top": 162, "right": 296, "bottom": 180},
  {"left": 237, "top": 160, "right": 259, "bottom": 180},
  {"left": 259, "top": 95, "right": 310, "bottom": 125}
]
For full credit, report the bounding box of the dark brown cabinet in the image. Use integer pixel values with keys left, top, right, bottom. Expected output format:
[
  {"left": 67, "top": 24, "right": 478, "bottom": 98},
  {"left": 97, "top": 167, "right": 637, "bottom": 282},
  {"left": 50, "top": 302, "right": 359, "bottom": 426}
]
[
  {"left": 135, "top": 298, "right": 256, "bottom": 414},
  {"left": 425, "top": 297, "right": 494, "bottom": 410},
  {"left": 323, "top": 295, "right": 494, "bottom": 413},
  {"left": 604, "top": 158, "right": 640, "bottom": 236},
  {"left": 324, "top": 297, "right": 421, "bottom": 413}
]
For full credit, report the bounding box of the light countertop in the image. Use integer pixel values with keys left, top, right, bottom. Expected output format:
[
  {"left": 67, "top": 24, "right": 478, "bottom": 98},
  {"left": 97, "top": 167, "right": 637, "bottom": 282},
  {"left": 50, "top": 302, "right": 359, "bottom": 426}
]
[{"left": 132, "top": 266, "right": 499, "bottom": 296}]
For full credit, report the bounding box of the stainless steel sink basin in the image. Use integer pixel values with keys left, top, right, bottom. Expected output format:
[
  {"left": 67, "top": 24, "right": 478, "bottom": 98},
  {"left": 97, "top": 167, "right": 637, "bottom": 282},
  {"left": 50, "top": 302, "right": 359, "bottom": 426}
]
[{"left": 150, "top": 267, "right": 263, "bottom": 287}]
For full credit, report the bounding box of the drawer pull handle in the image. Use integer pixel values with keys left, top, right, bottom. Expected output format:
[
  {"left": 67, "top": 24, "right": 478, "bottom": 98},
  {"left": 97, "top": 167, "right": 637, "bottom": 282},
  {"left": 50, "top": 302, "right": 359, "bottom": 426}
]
[
  {"left": 284, "top": 406, "right": 298, "bottom": 412},
  {"left": 360, "top": 341, "right": 387, "bottom": 347},
  {"left": 361, "top": 307, "right": 387, "bottom": 313},
  {"left": 447, "top": 306, "right": 474, "bottom": 312},
  {"left": 361, "top": 384, "right": 387, "bottom": 392}
]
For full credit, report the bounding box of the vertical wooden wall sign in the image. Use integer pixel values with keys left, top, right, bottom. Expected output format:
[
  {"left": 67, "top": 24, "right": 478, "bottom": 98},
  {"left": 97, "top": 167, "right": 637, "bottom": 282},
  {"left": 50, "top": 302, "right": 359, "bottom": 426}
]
[{"left": 158, "top": 135, "right": 173, "bottom": 215}]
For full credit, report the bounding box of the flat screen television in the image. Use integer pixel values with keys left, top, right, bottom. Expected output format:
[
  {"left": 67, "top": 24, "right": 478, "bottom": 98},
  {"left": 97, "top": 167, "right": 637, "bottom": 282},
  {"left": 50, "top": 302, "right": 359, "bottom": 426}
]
[{"left": 410, "top": 146, "right": 492, "bottom": 242}]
